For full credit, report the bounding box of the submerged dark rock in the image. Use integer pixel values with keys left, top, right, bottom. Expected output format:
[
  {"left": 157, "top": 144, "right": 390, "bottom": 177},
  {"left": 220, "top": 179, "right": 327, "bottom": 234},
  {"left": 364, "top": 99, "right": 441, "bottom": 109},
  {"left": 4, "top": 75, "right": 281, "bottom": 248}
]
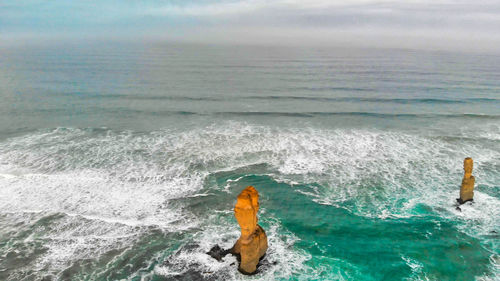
[
  {"left": 206, "top": 245, "right": 230, "bottom": 261},
  {"left": 456, "top": 198, "right": 473, "bottom": 205}
]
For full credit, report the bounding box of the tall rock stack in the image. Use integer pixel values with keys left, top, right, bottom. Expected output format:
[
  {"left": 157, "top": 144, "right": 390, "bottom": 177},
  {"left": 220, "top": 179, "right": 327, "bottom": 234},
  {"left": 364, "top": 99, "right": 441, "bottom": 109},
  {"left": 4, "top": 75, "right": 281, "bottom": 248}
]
[
  {"left": 231, "top": 186, "right": 268, "bottom": 274},
  {"left": 458, "top": 157, "right": 475, "bottom": 204}
]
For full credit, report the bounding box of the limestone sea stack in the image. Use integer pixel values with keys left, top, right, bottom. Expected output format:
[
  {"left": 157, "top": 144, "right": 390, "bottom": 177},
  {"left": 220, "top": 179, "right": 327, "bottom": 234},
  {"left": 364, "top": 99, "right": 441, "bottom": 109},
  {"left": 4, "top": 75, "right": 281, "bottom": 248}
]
[
  {"left": 458, "top": 157, "right": 475, "bottom": 204},
  {"left": 230, "top": 186, "right": 268, "bottom": 274}
]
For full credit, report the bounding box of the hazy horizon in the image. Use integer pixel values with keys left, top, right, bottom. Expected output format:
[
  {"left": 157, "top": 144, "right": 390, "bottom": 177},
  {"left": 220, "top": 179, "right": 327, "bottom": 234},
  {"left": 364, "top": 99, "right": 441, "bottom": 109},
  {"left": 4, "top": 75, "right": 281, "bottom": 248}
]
[{"left": 1, "top": 0, "right": 500, "bottom": 53}]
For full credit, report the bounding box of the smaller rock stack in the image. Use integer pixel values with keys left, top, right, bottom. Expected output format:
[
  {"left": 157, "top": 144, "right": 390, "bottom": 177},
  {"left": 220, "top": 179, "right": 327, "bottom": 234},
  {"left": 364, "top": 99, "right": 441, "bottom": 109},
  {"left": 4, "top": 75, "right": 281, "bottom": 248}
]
[
  {"left": 230, "top": 186, "right": 268, "bottom": 274},
  {"left": 457, "top": 157, "right": 475, "bottom": 204}
]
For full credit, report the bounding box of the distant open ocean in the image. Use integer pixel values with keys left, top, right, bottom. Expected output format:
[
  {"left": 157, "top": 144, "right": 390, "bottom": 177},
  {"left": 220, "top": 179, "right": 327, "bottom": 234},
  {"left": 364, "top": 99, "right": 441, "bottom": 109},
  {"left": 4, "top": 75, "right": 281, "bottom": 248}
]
[{"left": 0, "top": 42, "right": 499, "bottom": 280}]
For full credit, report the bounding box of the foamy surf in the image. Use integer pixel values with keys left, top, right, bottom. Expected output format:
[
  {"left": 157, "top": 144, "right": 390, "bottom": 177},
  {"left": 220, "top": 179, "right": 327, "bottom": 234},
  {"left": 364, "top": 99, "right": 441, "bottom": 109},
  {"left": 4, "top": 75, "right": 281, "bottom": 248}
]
[{"left": 0, "top": 121, "right": 498, "bottom": 280}]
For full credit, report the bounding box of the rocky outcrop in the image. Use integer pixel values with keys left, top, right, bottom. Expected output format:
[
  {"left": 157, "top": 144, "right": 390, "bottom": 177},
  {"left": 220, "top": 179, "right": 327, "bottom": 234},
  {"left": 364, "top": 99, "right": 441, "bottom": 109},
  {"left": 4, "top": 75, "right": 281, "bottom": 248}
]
[
  {"left": 206, "top": 186, "right": 268, "bottom": 274},
  {"left": 457, "top": 157, "right": 475, "bottom": 204},
  {"left": 230, "top": 186, "right": 268, "bottom": 274}
]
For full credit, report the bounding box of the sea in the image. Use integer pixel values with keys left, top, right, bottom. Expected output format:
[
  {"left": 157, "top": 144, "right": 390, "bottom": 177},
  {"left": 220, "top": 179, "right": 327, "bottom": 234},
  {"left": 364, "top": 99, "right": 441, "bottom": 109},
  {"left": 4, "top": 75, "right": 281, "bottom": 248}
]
[{"left": 0, "top": 42, "right": 499, "bottom": 281}]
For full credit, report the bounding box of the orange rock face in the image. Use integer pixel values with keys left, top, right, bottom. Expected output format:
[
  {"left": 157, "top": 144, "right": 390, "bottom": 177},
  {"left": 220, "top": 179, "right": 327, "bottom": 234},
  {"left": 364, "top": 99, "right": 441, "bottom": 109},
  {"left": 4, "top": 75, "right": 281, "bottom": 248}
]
[
  {"left": 231, "top": 186, "right": 268, "bottom": 274},
  {"left": 459, "top": 157, "right": 475, "bottom": 204}
]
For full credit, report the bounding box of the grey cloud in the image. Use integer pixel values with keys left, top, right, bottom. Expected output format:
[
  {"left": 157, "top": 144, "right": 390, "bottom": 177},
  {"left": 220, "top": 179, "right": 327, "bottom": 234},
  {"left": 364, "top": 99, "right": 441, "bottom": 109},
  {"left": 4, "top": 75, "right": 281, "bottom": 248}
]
[{"left": 1, "top": 0, "right": 499, "bottom": 52}]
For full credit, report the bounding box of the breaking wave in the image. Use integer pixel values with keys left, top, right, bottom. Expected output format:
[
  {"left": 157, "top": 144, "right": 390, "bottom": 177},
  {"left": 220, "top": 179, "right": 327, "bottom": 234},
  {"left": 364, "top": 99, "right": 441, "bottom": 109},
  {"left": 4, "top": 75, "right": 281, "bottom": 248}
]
[{"left": 0, "top": 121, "right": 498, "bottom": 280}]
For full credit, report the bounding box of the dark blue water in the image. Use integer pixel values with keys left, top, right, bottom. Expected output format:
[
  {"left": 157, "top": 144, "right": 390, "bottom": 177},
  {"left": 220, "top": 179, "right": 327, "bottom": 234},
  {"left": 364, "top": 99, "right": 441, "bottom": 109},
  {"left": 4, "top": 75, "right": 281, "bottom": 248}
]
[{"left": 0, "top": 42, "right": 499, "bottom": 280}]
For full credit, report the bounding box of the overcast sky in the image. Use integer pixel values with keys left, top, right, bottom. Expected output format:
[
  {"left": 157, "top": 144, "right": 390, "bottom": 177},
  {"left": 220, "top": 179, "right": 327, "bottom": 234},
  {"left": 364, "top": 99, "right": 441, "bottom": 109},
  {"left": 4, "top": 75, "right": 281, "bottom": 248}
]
[{"left": 1, "top": 0, "right": 499, "bottom": 51}]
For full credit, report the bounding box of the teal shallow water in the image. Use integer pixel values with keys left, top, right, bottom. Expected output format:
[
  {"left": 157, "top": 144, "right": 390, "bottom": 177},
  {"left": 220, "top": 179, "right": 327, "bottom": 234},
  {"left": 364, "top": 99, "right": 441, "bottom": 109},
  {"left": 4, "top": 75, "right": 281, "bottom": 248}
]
[{"left": 0, "top": 43, "right": 499, "bottom": 280}]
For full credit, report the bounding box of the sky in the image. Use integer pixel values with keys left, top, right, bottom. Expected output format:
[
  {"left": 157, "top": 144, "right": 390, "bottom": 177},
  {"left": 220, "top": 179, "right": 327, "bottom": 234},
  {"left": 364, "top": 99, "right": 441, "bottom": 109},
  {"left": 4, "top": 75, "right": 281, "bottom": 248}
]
[{"left": 1, "top": 0, "right": 500, "bottom": 51}]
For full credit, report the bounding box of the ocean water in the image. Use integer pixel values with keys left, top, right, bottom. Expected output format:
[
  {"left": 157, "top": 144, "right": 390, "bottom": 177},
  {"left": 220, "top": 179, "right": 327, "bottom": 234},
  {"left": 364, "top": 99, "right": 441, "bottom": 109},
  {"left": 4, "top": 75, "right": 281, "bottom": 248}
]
[{"left": 0, "top": 42, "right": 499, "bottom": 281}]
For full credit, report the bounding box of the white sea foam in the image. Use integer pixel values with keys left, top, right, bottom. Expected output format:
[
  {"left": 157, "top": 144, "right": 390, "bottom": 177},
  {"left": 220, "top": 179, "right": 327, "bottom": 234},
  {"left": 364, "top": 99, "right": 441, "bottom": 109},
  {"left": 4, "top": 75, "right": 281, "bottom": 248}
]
[
  {"left": 0, "top": 122, "right": 498, "bottom": 279},
  {"left": 152, "top": 213, "right": 359, "bottom": 280},
  {"left": 401, "top": 255, "right": 430, "bottom": 281}
]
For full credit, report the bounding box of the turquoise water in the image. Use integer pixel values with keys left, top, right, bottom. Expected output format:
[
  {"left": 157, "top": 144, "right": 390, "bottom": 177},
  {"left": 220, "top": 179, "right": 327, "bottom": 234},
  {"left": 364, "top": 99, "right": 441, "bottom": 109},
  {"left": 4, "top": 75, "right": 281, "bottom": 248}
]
[{"left": 0, "top": 43, "right": 499, "bottom": 280}]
